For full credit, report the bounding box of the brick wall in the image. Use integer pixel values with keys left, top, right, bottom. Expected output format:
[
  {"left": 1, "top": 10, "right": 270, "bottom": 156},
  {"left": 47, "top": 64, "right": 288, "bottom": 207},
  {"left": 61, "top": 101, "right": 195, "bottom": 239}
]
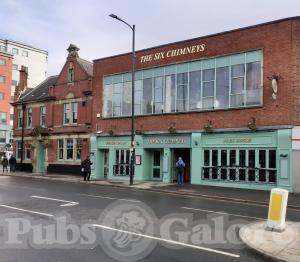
[{"left": 93, "top": 18, "right": 300, "bottom": 134}]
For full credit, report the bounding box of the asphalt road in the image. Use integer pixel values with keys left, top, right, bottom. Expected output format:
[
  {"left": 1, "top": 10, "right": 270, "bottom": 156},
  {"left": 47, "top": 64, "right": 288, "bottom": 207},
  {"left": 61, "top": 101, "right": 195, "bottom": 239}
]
[{"left": 0, "top": 176, "right": 299, "bottom": 262}]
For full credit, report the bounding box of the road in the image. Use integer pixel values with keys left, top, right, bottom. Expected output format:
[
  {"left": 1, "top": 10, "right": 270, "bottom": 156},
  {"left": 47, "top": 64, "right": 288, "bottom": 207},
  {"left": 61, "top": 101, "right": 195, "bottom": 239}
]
[{"left": 0, "top": 175, "right": 299, "bottom": 262}]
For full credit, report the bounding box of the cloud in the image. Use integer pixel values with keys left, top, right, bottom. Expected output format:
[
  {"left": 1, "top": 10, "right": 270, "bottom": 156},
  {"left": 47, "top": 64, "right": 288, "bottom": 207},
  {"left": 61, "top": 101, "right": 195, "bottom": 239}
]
[{"left": 0, "top": 0, "right": 299, "bottom": 78}]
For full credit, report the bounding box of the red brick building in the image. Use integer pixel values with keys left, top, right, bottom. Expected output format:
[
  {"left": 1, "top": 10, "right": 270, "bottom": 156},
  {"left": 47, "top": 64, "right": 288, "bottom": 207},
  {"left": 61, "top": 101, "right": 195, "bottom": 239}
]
[
  {"left": 12, "top": 44, "right": 93, "bottom": 174},
  {"left": 0, "top": 50, "right": 13, "bottom": 150},
  {"left": 90, "top": 17, "right": 300, "bottom": 192}
]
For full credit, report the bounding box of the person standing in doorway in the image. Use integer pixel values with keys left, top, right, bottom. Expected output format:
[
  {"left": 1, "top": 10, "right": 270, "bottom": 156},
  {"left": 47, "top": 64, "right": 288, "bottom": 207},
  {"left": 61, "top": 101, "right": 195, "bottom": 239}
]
[
  {"left": 9, "top": 155, "right": 16, "bottom": 172},
  {"left": 81, "top": 155, "right": 93, "bottom": 181},
  {"left": 176, "top": 157, "right": 185, "bottom": 185},
  {"left": 1, "top": 155, "right": 9, "bottom": 173}
]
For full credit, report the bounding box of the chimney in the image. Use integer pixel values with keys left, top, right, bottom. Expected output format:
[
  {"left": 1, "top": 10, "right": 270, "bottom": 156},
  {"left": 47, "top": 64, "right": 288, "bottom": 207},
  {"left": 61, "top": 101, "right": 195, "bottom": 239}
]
[
  {"left": 14, "top": 65, "right": 28, "bottom": 100},
  {"left": 67, "top": 44, "right": 80, "bottom": 58}
]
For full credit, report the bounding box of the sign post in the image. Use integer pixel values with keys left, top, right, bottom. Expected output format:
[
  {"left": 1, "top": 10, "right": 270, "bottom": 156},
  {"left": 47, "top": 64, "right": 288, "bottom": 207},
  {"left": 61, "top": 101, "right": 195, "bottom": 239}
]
[{"left": 267, "top": 188, "right": 289, "bottom": 232}]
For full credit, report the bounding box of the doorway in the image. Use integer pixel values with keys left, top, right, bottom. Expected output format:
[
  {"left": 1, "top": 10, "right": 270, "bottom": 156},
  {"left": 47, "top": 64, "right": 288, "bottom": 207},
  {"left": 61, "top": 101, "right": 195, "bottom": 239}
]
[
  {"left": 36, "top": 142, "right": 45, "bottom": 174},
  {"left": 173, "top": 148, "right": 190, "bottom": 183},
  {"left": 152, "top": 150, "right": 163, "bottom": 180}
]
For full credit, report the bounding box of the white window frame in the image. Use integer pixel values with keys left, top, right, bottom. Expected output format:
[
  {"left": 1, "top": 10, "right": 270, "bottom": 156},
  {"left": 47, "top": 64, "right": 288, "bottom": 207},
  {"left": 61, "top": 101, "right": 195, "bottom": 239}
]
[
  {"left": 18, "top": 110, "right": 23, "bottom": 128},
  {"left": 27, "top": 108, "right": 32, "bottom": 128},
  {"left": 57, "top": 138, "right": 82, "bottom": 161},
  {"left": 63, "top": 102, "right": 77, "bottom": 125},
  {"left": 40, "top": 106, "right": 46, "bottom": 127}
]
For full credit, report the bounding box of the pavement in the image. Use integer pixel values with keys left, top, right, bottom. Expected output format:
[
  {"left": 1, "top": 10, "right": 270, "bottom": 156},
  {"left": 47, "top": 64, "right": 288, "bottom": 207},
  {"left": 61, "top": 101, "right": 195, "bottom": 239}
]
[
  {"left": 240, "top": 221, "right": 300, "bottom": 262},
  {"left": 2, "top": 171, "right": 300, "bottom": 209}
]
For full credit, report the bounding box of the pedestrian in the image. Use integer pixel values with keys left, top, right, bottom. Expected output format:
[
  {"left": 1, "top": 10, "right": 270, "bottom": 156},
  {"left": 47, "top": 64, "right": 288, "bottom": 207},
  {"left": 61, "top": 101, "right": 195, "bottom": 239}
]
[
  {"left": 1, "top": 155, "right": 9, "bottom": 173},
  {"left": 9, "top": 155, "right": 16, "bottom": 172},
  {"left": 81, "top": 155, "right": 92, "bottom": 181},
  {"left": 176, "top": 157, "right": 185, "bottom": 186}
]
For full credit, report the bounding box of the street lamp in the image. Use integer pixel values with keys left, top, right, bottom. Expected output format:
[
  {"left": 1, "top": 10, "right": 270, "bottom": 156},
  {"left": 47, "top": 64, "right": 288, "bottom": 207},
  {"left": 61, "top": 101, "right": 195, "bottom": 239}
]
[{"left": 109, "top": 14, "right": 135, "bottom": 186}]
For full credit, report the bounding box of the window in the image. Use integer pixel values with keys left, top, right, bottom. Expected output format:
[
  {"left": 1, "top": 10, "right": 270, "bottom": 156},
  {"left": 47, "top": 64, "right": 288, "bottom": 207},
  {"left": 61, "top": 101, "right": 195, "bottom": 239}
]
[
  {"left": 40, "top": 106, "right": 46, "bottom": 127},
  {"left": 27, "top": 108, "right": 32, "bottom": 128},
  {"left": 202, "top": 148, "right": 277, "bottom": 184},
  {"left": 0, "top": 112, "right": 7, "bottom": 124},
  {"left": 58, "top": 138, "right": 83, "bottom": 161},
  {"left": 68, "top": 62, "right": 74, "bottom": 82},
  {"left": 16, "top": 141, "right": 22, "bottom": 159},
  {"left": 0, "top": 58, "right": 6, "bottom": 66},
  {"left": 189, "top": 70, "right": 201, "bottom": 110},
  {"left": 76, "top": 139, "right": 83, "bottom": 160},
  {"left": 63, "top": 102, "right": 77, "bottom": 125},
  {"left": 103, "top": 50, "right": 262, "bottom": 118},
  {"left": 22, "top": 50, "right": 28, "bottom": 57},
  {"left": 66, "top": 139, "right": 73, "bottom": 160},
  {"left": 58, "top": 139, "right": 64, "bottom": 160},
  {"left": 25, "top": 147, "right": 31, "bottom": 160},
  {"left": 12, "top": 64, "right": 18, "bottom": 70},
  {"left": 12, "top": 80, "right": 18, "bottom": 86},
  {"left": 0, "top": 130, "right": 6, "bottom": 143},
  {"left": 0, "top": 45, "right": 6, "bottom": 52},
  {"left": 18, "top": 110, "right": 23, "bottom": 128},
  {"left": 12, "top": 48, "right": 19, "bottom": 55},
  {"left": 0, "top": 76, "right": 5, "bottom": 83},
  {"left": 114, "top": 149, "right": 130, "bottom": 176},
  {"left": 0, "top": 92, "right": 4, "bottom": 100},
  {"left": 177, "top": 73, "right": 188, "bottom": 111}
]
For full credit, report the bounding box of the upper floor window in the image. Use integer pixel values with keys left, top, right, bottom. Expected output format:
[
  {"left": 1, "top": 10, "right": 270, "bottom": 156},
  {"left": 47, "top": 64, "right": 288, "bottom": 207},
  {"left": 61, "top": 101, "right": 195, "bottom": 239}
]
[
  {"left": 12, "top": 64, "right": 18, "bottom": 70},
  {"left": 0, "top": 130, "right": 6, "bottom": 143},
  {"left": 27, "top": 108, "right": 32, "bottom": 128},
  {"left": 22, "top": 50, "right": 28, "bottom": 57},
  {"left": 68, "top": 62, "right": 74, "bottom": 82},
  {"left": 0, "top": 58, "right": 6, "bottom": 66},
  {"left": 103, "top": 50, "right": 262, "bottom": 118},
  {"left": 40, "top": 106, "right": 46, "bottom": 127},
  {"left": 16, "top": 141, "right": 22, "bottom": 159},
  {"left": 63, "top": 102, "right": 77, "bottom": 125},
  {"left": 12, "top": 48, "right": 19, "bottom": 55},
  {"left": 18, "top": 110, "right": 23, "bottom": 128},
  {"left": 0, "top": 45, "right": 6, "bottom": 52},
  {"left": 12, "top": 80, "right": 18, "bottom": 86},
  {"left": 0, "top": 92, "right": 4, "bottom": 100},
  {"left": 0, "top": 112, "right": 7, "bottom": 124},
  {"left": 0, "top": 76, "right": 5, "bottom": 83}
]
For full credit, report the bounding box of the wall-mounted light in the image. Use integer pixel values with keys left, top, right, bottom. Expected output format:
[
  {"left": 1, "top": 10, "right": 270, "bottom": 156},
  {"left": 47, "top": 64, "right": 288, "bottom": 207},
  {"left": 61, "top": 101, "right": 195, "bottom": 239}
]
[{"left": 268, "top": 73, "right": 283, "bottom": 100}]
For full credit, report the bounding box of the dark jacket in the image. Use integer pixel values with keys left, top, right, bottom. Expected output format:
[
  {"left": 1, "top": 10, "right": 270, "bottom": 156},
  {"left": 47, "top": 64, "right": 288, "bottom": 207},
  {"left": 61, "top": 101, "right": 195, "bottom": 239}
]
[
  {"left": 1, "top": 157, "right": 8, "bottom": 167},
  {"left": 9, "top": 156, "right": 16, "bottom": 165},
  {"left": 81, "top": 159, "right": 92, "bottom": 172}
]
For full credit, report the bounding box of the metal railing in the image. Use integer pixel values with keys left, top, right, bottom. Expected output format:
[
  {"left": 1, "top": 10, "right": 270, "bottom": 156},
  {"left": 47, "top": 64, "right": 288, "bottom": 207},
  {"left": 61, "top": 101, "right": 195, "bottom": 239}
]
[
  {"left": 202, "top": 166, "right": 276, "bottom": 184},
  {"left": 113, "top": 164, "right": 130, "bottom": 176}
]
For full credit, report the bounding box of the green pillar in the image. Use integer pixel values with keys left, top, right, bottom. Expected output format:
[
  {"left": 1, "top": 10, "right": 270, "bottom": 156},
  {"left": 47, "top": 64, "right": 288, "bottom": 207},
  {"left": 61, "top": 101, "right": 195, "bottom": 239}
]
[
  {"left": 134, "top": 135, "right": 143, "bottom": 181},
  {"left": 191, "top": 133, "right": 202, "bottom": 184}
]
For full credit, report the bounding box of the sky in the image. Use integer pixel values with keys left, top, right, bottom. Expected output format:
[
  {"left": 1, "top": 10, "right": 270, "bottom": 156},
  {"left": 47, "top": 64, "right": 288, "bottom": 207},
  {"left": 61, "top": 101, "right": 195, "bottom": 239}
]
[{"left": 0, "top": 0, "right": 300, "bottom": 76}]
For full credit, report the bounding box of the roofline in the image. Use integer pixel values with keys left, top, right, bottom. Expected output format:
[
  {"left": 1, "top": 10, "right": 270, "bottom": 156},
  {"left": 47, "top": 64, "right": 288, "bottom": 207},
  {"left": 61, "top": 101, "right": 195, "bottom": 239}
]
[
  {"left": 0, "top": 50, "right": 13, "bottom": 58},
  {"left": 94, "top": 15, "right": 300, "bottom": 62},
  {"left": 11, "top": 96, "right": 56, "bottom": 106},
  {"left": 0, "top": 39, "right": 48, "bottom": 54}
]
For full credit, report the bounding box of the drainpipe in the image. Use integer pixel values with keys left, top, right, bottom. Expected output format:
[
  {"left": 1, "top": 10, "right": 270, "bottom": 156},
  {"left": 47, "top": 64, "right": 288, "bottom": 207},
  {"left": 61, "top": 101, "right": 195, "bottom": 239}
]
[{"left": 20, "top": 103, "right": 26, "bottom": 171}]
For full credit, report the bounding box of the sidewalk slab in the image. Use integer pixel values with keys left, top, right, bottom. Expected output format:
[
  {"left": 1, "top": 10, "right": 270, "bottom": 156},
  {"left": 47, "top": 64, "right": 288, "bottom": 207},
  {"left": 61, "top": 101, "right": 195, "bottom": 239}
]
[
  {"left": 2, "top": 171, "right": 300, "bottom": 209},
  {"left": 240, "top": 221, "right": 300, "bottom": 262}
]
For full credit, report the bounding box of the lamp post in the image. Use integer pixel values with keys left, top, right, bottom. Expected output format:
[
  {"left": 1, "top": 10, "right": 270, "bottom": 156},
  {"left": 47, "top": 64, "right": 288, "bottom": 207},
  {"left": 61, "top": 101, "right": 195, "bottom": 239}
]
[{"left": 109, "top": 14, "right": 135, "bottom": 186}]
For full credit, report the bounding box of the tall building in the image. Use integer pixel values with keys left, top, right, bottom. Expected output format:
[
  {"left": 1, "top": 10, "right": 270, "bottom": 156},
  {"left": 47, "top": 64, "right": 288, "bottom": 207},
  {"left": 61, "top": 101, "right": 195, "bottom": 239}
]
[
  {"left": 0, "top": 39, "right": 48, "bottom": 128},
  {"left": 0, "top": 50, "right": 13, "bottom": 151}
]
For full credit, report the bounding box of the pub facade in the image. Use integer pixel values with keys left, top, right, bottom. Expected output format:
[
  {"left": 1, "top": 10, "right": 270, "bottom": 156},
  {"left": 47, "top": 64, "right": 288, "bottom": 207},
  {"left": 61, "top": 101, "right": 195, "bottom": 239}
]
[{"left": 90, "top": 17, "right": 300, "bottom": 192}]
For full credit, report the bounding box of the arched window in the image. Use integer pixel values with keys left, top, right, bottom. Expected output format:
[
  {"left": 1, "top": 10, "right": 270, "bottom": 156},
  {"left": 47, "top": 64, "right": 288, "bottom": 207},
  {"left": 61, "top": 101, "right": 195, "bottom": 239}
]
[{"left": 68, "top": 62, "right": 74, "bottom": 82}]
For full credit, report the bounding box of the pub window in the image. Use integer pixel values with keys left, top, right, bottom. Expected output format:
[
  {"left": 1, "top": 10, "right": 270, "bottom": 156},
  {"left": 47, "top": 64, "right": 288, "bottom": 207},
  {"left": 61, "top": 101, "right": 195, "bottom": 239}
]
[
  {"left": 76, "top": 138, "right": 83, "bottom": 160},
  {"left": 0, "top": 75, "right": 6, "bottom": 83},
  {"left": 0, "top": 112, "right": 6, "bottom": 124},
  {"left": 164, "top": 74, "right": 176, "bottom": 113},
  {"left": 18, "top": 110, "right": 23, "bottom": 127},
  {"left": 25, "top": 147, "right": 31, "bottom": 160},
  {"left": 63, "top": 102, "right": 77, "bottom": 125},
  {"left": 40, "top": 106, "right": 46, "bottom": 127},
  {"left": 63, "top": 103, "right": 70, "bottom": 124},
  {"left": 230, "top": 64, "right": 245, "bottom": 107},
  {"left": 66, "top": 139, "right": 74, "bottom": 160},
  {"left": 122, "top": 81, "right": 131, "bottom": 116},
  {"left": 72, "top": 102, "right": 78, "bottom": 124},
  {"left": 58, "top": 139, "right": 64, "bottom": 160},
  {"left": 0, "top": 92, "right": 4, "bottom": 100},
  {"left": 0, "top": 58, "right": 6, "bottom": 66},
  {"left": 26, "top": 108, "right": 32, "bottom": 128},
  {"left": 189, "top": 70, "right": 201, "bottom": 110},
  {"left": 154, "top": 76, "right": 163, "bottom": 113},
  {"left": 103, "top": 50, "right": 262, "bottom": 118},
  {"left": 202, "top": 69, "right": 215, "bottom": 109},
  {"left": 211, "top": 149, "right": 218, "bottom": 179},
  {"left": 143, "top": 78, "right": 153, "bottom": 114},
  {"left": 68, "top": 62, "right": 74, "bottom": 82},
  {"left": 16, "top": 141, "right": 22, "bottom": 159}
]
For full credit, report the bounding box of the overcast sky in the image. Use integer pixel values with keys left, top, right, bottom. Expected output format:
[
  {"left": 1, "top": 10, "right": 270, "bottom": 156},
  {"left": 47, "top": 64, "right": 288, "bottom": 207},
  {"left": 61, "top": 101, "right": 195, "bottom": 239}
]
[{"left": 0, "top": 0, "right": 299, "bottom": 76}]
